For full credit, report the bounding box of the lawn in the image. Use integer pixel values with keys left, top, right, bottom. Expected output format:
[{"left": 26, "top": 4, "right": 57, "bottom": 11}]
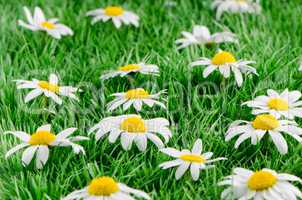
[{"left": 0, "top": 0, "right": 302, "bottom": 199}]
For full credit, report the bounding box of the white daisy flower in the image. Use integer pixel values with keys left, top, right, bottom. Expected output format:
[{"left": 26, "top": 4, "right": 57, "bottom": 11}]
[
  {"left": 5, "top": 124, "right": 88, "bottom": 169},
  {"left": 107, "top": 88, "right": 166, "bottom": 112},
  {"left": 62, "top": 176, "right": 150, "bottom": 200},
  {"left": 225, "top": 114, "right": 302, "bottom": 154},
  {"left": 18, "top": 6, "right": 73, "bottom": 39},
  {"left": 100, "top": 63, "right": 159, "bottom": 80},
  {"left": 15, "top": 73, "right": 80, "bottom": 105},
  {"left": 89, "top": 114, "right": 171, "bottom": 151},
  {"left": 212, "top": 0, "right": 261, "bottom": 20},
  {"left": 175, "top": 25, "right": 238, "bottom": 50},
  {"left": 243, "top": 89, "right": 302, "bottom": 120},
  {"left": 219, "top": 167, "right": 302, "bottom": 200},
  {"left": 190, "top": 50, "right": 257, "bottom": 87},
  {"left": 159, "top": 139, "right": 227, "bottom": 181},
  {"left": 86, "top": 6, "right": 139, "bottom": 28}
]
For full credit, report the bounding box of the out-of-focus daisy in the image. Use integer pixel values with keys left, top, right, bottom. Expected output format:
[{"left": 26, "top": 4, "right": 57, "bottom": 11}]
[
  {"left": 164, "top": 0, "right": 177, "bottom": 8},
  {"left": 15, "top": 73, "right": 80, "bottom": 105},
  {"left": 212, "top": 0, "right": 261, "bottom": 20},
  {"left": 190, "top": 50, "right": 257, "bottom": 87},
  {"left": 107, "top": 88, "right": 166, "bottom": 112},
  {"left": 219, "top": 167, "right": 302, "bottom": 200},
  {"left": 243, "top": 89, "right": 302, "bottom": 120},
  {"left": 89, "top": 114, "right": 171, "bottom": 151},
  {"left": 62, "top": 176, "right": 150, "bottom": 200},
  {"left": 18, "top": 6, "right": 73, "bottom": 39},
  {"left": 175, "top": 25, "right": 237, "bottom": 50},
  {"left": 86, "top": 6, "right": 139, "bottom": 28},
  {"left": 225, "top": 114, "right": 302, "bottom": 154},
  {"left": 5, "top": 124, "right": 88, "bottom": 169},
  {"left": 299, "top": 60, "right": 302, "bottom": 71},
  {"left": 159, "top": 139, "right": 226, "bottom": 181},
  {"left": 100, "top": 63, "right": 159, "bottom": 80}
]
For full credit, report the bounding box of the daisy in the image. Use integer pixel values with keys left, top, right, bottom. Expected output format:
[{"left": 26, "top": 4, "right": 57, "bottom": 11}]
[
  {"left": 15, "top": 73, "right": 80, "bottom": 105},
  {"left": 219, "top": 167, "right": 302, "bottom": 200},
  {"left": 86, "top": 6, "right": 139, "bottom": 28},
  {"left": 5, "top": 124, "right": 88, "bottom": 169},
  {"left": 243, "top": 89, "right": 302, "bottom": 120},
  {"left": 100, "top": 63, "right": 159, "bottom": 80},
  {"left": 62, "top": 176, "right": 150, "bottom": 200},
  {"left": 107, "top": 88, "right": 166, "bottom": 112},
  {"left": 18, "top": 6, "right": 73, "bottom": 39},
  {"left": 89, "top": 114, "right": 171, "bottom": 151},
  {"left": 190, "top": 50, "right": 257, "bottom": 87},
  {"left": 212, "top": 0, "right": 261, "bottom": 20},
  {"left": 175, "top": 25, "right": 238, "bottom": 50},
  {"left": 225, "top": 114, "right": 302, "bottom": 154},
  {"left": 159, "top": 139, "right": 226, "bottom": 181}
]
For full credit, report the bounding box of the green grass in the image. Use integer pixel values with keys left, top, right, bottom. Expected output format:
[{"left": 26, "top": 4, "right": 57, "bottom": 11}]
[{"left": 1, "top": 0, "right": 302, "bottom": 199}]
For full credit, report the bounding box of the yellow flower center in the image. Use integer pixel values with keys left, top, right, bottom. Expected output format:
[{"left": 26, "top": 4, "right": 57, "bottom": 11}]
[
  {"left": 41, "top": 21, "right": 56, "bottom": 29},
  {"left": 28, "top": 130, "right": 56, "bottom": 145},
  {"left": 38, "top": 81, "right": 60, "bottom": 93},
  {"left": 87, "top": 177, "right": 119, "bottom": 196},
  {"left": 252, "top": 114, "right": 280, "bottom": 130},
  {"left": 247, "top": 171, "right": 277, "bottom": 191},
  {"left": 120, "top": 116, "right": 147, "bottom": 133},
  {"left": 179, "top": 154, "right": 206, "bottom": 163},
  {"left": 267, "top": 98, "right": 289, "bottom": 111},
  {"left": 118, "top": 64, "right": 141, "bottom": 72},
  {"left": 104, "top": 6, "right": 124, "bottom": 16},
  {"left": 211, "top": 51, "right": 237, "bottom": 65},
  {"left": 125, "top": 88, "right": 149, "bottom": 99}
]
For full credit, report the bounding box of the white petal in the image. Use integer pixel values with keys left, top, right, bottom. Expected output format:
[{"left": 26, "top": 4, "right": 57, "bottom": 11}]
[
  {"left": 18, "top": 20, "right": 39, "bottom": 31},
  {"left": 22, "top": 146, "right": 38, "bottom": 166},
  {"left": 118, "top": 183, "right": 151, "bottom": 200},
  {"left": 5, "top": 131, "right": 30, "bottom": 142},
  {"left": 24, "top": 89, "right": 43, "bottom": 102},
  {"left": 269, "top": 131, "right": 288, "bottom": 154},
  {"left": 37, "top": 124, "right": 51, "bottom": 132},
  {"left": 160, "top": 148, "right": 181, "bottom": 158},
  {"left": 23, "top": 6, "right": 34, "bottom": 24},
  {"left": 234, "top": 132, "right": 252, "bottom": 148},
  {"left": 277, "top": 173, "right": 302, "bottom": 183},
  {"left": 225, "top": 125, "right": 250, "bottom": 141},
  {"left": 219, "top": 65, "right": 231, "bottom": 78},
  {"left": 36, "top": 145, "right": 49, "bottom": 169},
  {"left": 121, "top": 133, "right": 134, "bottom": 150},
  {"left": 56, "top": 128, "right": 77, "bottom": 140},
  {"left": 203, "top": 65, "right": 217, "bottom": 78},
  {"left": 134, "top": 135, "right": 147, "bottom": 151},
  {"left": 159, "top": 159, "right": 183, "bottom": 169},
  {"left": 133, "top": 100, "right": 143, "bottom": 111},
  {"left": 191, "top": 139, "right": 202, "bottom": 154},
  {"left": 6, "top": 143, "right": 29, "bottom": 158},
  {"left": 49, "top": 74, "right": 59, "bottom": 85},
  {"left": 47, "top": 92, "right": 62, "bottom": 104},
  {"left": 232, "top": 66, "right": 243, "bottom": 87},
  {"left": 107, "top": 98, "right": 127, "bottom": 111},
  {"left": 108, "top": 129, "right": 122, "bottom": 143},
  {"left": 190, "top": 163, "right": 200, "bottom": 181},
  {"left": 146, "top": 133, "right": 164, "bottom": 149},
  {"left": 112, "top": 18, "right": 122, "bottom": 28},
  {"left": 34, "top": 7, "right": 45, "bottom": 24},
  {"left": 175, "top": 162, "right": 190, "bottom": 180}
]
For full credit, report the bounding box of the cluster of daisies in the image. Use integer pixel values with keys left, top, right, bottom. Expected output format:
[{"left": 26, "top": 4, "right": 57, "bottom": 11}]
[
  {"left": 18, "top": 0, "right": 261, "bottom": 39},
  {"left": 5, "top": 1, "right": 302, "bottom": 200}
]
